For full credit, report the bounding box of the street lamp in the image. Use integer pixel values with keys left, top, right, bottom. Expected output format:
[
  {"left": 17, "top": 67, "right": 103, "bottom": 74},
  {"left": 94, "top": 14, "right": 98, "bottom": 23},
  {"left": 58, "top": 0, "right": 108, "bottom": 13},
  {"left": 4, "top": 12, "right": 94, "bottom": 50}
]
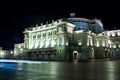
[
  {"left": 10, "top": 51, "right": 13, "bottom": 59},
  {"left": 20, "top": 48, "right": 23, "bottom": 51},
  {"left": 10, "top": 51, "right": 13, "bottom": 54}
]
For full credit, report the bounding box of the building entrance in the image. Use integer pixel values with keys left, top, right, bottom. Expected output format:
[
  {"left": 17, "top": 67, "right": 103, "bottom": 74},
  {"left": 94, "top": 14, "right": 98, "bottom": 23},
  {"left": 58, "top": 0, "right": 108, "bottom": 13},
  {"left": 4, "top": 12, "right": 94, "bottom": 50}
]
[
  {"left": 73, "top": 51, "right": 78, "bottom": 61},
  {"left": 89, "top": 48, "right": 94, "bottom": 59}
]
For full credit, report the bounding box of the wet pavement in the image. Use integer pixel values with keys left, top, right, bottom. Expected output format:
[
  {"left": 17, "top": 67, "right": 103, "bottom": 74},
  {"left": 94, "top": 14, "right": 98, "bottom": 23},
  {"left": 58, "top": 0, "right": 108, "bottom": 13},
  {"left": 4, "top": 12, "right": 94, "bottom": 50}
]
[{"left": 0, "top": 60, "right": 120, "bottom": 80}]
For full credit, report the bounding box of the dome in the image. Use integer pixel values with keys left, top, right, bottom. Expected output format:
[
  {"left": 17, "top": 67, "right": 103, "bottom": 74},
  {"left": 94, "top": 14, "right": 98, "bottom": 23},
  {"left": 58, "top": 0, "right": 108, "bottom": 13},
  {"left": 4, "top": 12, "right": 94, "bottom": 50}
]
[
  {"left": 90, "top": 19, "right": 104, "bottom": 34},
  {"left": 67, "top": 18, "right": 90, "bottom": 22},
  {"left": 65, "top": 18, "right": 104, "bottom": 34},
  {"left": 67, "top": 18, "right": 90, "bottom": 31}
]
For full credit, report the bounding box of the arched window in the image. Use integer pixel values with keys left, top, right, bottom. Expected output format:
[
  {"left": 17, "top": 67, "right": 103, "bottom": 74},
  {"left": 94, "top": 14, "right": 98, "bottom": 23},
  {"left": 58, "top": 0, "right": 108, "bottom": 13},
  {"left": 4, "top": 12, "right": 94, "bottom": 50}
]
[
  {"left": 37, "top": 34, "right": 41, "bottom": 39},
  {"left": 59, "top": 37, "right": 62, "bottom": 46}
]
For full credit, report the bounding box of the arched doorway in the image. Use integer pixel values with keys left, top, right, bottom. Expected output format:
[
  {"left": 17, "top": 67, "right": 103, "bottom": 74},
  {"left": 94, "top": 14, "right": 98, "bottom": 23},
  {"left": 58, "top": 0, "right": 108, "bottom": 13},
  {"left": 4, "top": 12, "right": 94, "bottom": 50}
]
[
  {"left": 89, "top": 48, "right": 94, "bottom": 59},
  {"left": 73, "top": 51, "right": 79, "bottom": 61}
]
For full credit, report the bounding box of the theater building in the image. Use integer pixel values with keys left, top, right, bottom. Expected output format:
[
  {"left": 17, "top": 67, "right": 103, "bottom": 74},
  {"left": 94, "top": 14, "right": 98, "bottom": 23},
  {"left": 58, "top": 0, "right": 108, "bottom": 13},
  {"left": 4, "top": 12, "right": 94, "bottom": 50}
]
[{"left": 23, "top": 15, "right": 120, "bottom": 61}]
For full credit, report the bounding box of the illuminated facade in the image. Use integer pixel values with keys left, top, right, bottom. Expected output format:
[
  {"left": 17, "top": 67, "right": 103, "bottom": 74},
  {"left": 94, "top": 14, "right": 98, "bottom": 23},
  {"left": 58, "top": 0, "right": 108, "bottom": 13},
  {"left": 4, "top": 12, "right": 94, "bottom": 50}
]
[
  {"left": 0, "top": 47, "right": 13, "bottom": 59},
  {"left": 23, "top": 16, "right": 120, "bottom": 61},
  {"left": 106, "top": 30, "right": 120, "bottom": 59},
  {"left": 14, "top": 43, "right": 24, "bottom": 59}
]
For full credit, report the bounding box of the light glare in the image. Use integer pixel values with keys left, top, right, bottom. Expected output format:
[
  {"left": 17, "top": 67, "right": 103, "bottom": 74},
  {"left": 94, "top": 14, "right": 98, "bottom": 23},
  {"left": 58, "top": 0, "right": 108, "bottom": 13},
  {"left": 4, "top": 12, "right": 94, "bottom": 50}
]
[{"left": 0, "top": 59, "right": 48, "bottom": 64}]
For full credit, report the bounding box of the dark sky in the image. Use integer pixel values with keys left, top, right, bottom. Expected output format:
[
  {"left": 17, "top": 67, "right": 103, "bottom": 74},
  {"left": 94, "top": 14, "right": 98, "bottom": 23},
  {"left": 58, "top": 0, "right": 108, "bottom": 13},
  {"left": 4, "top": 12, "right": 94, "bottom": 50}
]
[{"left": 0, "top": 0, "right": 120, "bottom": 50}]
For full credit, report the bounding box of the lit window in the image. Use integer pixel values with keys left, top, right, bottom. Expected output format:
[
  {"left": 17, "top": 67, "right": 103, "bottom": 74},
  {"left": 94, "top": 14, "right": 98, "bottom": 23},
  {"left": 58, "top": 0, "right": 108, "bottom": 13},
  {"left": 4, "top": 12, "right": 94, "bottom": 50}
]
[
  {"left": 112, "top": 32, "right": 115, "bottom": 36},
  {"left": 96, "top": 40, "right": 99, "bottom": 47}
]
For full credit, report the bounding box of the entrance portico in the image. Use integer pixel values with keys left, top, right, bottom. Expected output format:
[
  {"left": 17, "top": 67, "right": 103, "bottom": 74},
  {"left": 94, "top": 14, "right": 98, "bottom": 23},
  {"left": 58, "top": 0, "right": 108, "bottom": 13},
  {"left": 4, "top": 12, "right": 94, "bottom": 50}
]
[{"left": 73, "top": 51, "right": 79, "bottom": 61}]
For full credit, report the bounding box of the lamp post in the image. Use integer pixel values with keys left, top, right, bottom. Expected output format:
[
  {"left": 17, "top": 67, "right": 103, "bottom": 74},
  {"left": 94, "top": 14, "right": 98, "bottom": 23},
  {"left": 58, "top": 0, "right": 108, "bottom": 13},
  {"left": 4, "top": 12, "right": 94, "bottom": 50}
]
[
  {"left": 78, "top": 42, "right": 82, "bottom": 60},
  {"left": 10, "top": 51, "right": 13, "bottom": 59}
]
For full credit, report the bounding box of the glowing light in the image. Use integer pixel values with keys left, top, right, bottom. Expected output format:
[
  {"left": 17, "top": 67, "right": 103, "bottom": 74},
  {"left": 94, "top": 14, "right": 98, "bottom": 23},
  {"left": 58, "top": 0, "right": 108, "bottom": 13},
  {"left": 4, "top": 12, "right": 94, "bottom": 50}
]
[
  {"left": 40, "top": 41, "right": 44, "bottom": 48},
  {"left": 35, "top": 40, "right": 38, "bottom": 48},
  {"left": 110, "top": 44, "right": 112, "bottom": 48},
  {"left": 0, "top": 59, "right": 48, "bottom": 64},
  {"left": 20, "top": 48, "right": 23, "bottom": 51},
  {"left": 66, "top": 42, "right": 68, "bottom": 46},
  {"left": 102, "top": 40, "right": 105, "bottom": 47},
  {"left": 0, "top": 52, "right": 4, "bottom": 55},
  {"left": 73, "top": 51, "right": 78, "bottom": 61},
  {"left": 45, "top": 39, "right": 49, "bottom": 48},
  {"left": 67, "top": 27, "right": 73, "bottom": 33},
  {"left": 66, "top": 22, "right": 75, "bottom": 27},
  {"left": 52, "top": 40, "right": 56, "bottom": 47},
  {"left": 11, "top": 51, "right": 13, "bottom": 54},
  {"left": 119, "top": 45, "right": 120, "bottom": 48},
  {"left": 96, "top": 40, "right": 99, "bottom": 47},
  {"left": 75, "top": 30, "right": 84, "bottom": 33},
  {"left": 107, "top": 32, "right": 110, "bottom": 36},
  {"left": 87, "top": 35, "right": 93, "bottom": 46},
  {"left": 78, "top": 42, "right": 81, "bottom": 45},
  {"left": 112, "top": 32, "right": 115, "bottom": 36},
  {"left": 108, "top": 40, "right": 111, "bottom": 44},
  {"left": 70, "top": 13, "right": 75, "bottom": 17},
  {"left": 113, "top": 45, "right": 116, "bottom": 48},
  {"left": 118, "top": 32, "right": 120, "bottom": 36},
  {"left": 87, "top": 36, "right": 90, "bottom": 46}
]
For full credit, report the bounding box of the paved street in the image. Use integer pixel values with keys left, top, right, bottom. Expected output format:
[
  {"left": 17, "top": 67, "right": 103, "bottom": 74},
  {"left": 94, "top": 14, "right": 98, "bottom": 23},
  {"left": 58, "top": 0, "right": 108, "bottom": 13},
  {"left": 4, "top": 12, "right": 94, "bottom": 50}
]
[{"left": 0, "top": 60, "right": 120, "bottom": 80}]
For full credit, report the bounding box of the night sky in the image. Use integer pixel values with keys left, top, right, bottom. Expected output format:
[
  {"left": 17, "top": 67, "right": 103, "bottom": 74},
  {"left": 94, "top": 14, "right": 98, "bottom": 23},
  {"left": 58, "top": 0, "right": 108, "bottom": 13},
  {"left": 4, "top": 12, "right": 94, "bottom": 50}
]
[{"left": 0, "top": 0, "right": 119, "bottom": 50}]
